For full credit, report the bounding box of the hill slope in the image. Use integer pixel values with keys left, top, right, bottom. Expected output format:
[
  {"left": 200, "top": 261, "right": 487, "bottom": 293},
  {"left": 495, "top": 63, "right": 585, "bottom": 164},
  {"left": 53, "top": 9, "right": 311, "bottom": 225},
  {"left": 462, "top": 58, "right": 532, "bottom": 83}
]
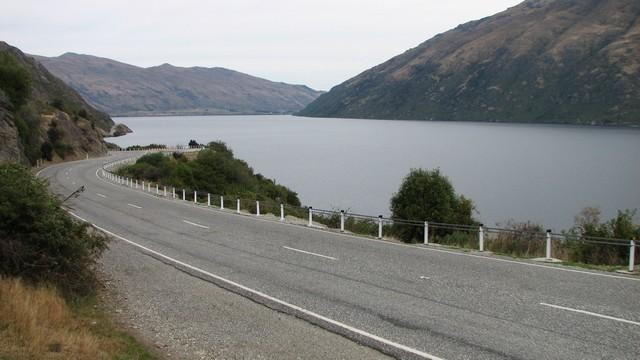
[
  {"left": 35, "top": 53, "right": 323, "bottom": 117},
  {"left": 299, "top": 0, "right": 640, "bottom": 126},
  {"left": 0, "top": 41, "right": 113, "bottom": 164}
]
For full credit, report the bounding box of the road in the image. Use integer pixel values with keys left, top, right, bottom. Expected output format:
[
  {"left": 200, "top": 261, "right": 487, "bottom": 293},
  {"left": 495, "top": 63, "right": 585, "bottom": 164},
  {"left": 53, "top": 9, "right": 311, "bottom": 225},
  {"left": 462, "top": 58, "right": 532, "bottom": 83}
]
[{"left": 39, "top": 153, "right": 640, "bottom": 360}]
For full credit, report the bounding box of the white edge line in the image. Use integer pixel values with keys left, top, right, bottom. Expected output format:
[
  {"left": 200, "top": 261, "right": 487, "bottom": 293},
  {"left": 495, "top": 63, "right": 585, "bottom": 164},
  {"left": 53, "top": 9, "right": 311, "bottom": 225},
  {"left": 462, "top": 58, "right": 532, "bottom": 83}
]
[
  {"left": 283, "top": 246, "right": 337, "bottom": 260},
  {"left": 182, "top": 219, "right": 209, "bottom": 229},
  {"left": 127, "top": 203, "right": 142, "bottom": 209},
  {"left": 65, "top": 210, "right": 443, "bottom": 360},
  {"left": 94, "top": 160, "right": 640, "bottom": 283},
  {"left": 96, "top": 193, "right": 107, "bottom": 198},
  {"left": 540, "top": 303, "right": 640, "bottom": 326}
]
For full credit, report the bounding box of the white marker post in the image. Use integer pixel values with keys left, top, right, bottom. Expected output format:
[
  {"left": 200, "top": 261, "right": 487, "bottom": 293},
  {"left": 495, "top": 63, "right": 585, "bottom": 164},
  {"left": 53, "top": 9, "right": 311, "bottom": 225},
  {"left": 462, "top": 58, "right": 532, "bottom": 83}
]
[
  {"left": 340, "top": 210, "right": 345, "bottom": 232},
  {"left": 630, "top": 240, "right": 636, "bottom": 272},
  {"left": 545, "top": 230, "right": 552, "bottom": 260},
  {"left": 220, "top": 196, "right": 224, "bottom": 210},
  {"left": 136, "top": 180, "right": 138, "bottom": 189},
  {"left": 256, "top": 201, "right": 260, "bottom": 216},
  {"left": 479, "top": 224, "right": 485, "bottom": 252},
  {"left": 236, "top": 198, "right": 240, "bottom": 213},
  {"left": 280, "top": 204, "right": 284, "bottom": 222},
  {"left": 164, "top": 186, "right": 167, "bottom": 197},
  {"left": 378, "top": 215, "right": 383, "bottom": 239},
  {"left": 308, "top": 207, "right": 313, "bottom": 227},
  {"left": 424, "top": 221, "right": 429, "bottom": 245},
  {"left": 156, "top": 184, "right": 159, "bottom": 195},
  {"left": 172, "top": 187, "right": 175, "bottom": 198},
  {"left": 207, "top": 193, "right": 211, "bottom": 206},
  {"left": 182, "top": 189, "right": 186, "bottom": 201},
  {"left": 142, "top": 181, "right": 145, "bottom": 190},
  {"left": 194, "top": 191, "right": 197, "bottom": 204}
]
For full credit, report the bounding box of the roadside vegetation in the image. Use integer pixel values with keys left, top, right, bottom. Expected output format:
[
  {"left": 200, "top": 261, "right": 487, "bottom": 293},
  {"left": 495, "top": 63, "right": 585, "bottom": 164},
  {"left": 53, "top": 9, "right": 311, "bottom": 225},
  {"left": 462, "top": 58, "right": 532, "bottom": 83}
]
[{"left": 0, "top": 164, "right": 156, "bottom": 359}]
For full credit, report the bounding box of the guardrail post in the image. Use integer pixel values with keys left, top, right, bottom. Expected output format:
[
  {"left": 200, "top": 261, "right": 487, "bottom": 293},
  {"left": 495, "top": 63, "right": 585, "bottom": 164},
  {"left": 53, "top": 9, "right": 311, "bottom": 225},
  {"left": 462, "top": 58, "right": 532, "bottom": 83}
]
[
  {"left": 194, "top": 191, "right": 197, "bottom": 203},
  {"left": 172, "top": 187, "right": 175, "bottom": 198},
  {"left": 164, "top": 186, "right": 167, "bottom": 197},
  {"left": 220, "top": 196, "right": 224, "bottom": 210},
  {"left": 424, "top": 221, "right": 429, "bottom": 245},
  {"left": 630, "top": 240, "right": 636, "bottom": 272},
  {"left": 256, "top": 201, "right": 260, "bottom": 216},
  {"left": 207, "top": 193, "right": 211, "bottom": 206},
  {"left": 236, "top": 198, "right": 240, "bottom": 213},
  {"left": 545, "top": 230, "right": 552, "bottom": 260},
  {"left": 156, "top": 184, "right": 159, "bottom": 195},
  {"left": 340, "top": 210, "right": 345, "bottom": 232},
  {"left": 182, "top": 189, "right": 185, "bottom": 201},
  {"left": 479, "top": 224, "right": 485, "bottom": 252},
  {"left": 378, "top": 215, "right": 383, "bottom": 239},
  {"left": 280, "top": 204, "right": 284, "bottom": 222},
  {"left": 308, "top": 207, "right": 313, "bottom": 227}
]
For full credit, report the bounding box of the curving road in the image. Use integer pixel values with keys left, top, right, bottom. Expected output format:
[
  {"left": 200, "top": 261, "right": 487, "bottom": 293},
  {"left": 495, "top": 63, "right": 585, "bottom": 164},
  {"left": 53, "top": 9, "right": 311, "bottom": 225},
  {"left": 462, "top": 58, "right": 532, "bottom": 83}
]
[{"left": 39, "top": 153, "right": 640, "bottom": 360}]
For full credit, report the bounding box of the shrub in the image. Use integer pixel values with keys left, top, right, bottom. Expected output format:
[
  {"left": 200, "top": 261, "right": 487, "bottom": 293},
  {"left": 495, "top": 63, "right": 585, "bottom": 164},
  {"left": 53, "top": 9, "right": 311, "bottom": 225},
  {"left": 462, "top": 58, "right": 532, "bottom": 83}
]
[
  {"left": 390, "top": 168, "right": 477, "bottom": 242},
  {"left": 0, "top": 164, "right": 108, "bottom": 296},
  {"left": 0, "top": 51, "right": 31, "bottom": 109}
]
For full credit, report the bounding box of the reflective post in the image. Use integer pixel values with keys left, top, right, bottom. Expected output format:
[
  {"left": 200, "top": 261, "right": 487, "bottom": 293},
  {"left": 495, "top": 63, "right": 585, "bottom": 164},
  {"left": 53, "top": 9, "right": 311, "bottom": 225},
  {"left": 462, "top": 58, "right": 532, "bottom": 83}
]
[
  {"left": 136, "top": 180, "right": 138, "bottom": 189},
  {"left": 256, "top": 201, "right": 260, "bottom": 216},
  {"left": 220, "top": 196, "right": 224, "bottom": 210},
  {"left": 308, "top": 207, "right": 313, "bottom": 227},
  {"left": 630, "top": 240, "right": 636, "bottom": 272},
  {"left": 142, "top": 181, "right": 145, "bottom": 191},
  {"left": 172, "top": 187, "right": 175, "bottom": 198},
  {"left": 236, "top": 198, "right": 240, "bottom": 213},
  {"left": 340, "top": 210, "right": 345, "bottom": 232},
  {"left": 194, "top": 191, "right": 197, "bottom": 203},
  {"left": 280, "top": 204, "right": 284, "bottom": 222},
  {"left": 207, "top": 193, "right": 211, "bottom": 206},
  {"left": 424, "top": 221, "right": 429, "bottom": 245},
  {"left": 164, "top": 186, "right": 167, "bottom": 197},
  {"left": 182, "top": 189, "right": 185, "bottom": 201},
  {"left": 479, "top": 224, "right": 485, "bottom": 252},
  {"left": 378, "top": 215, "right": 383, "bottom": 239},
  {"left": 545, "top": 230, "right": 552, "bottom": 260},
  {"left": 156, "top": 184, "right": 159, "bottom": 195}
]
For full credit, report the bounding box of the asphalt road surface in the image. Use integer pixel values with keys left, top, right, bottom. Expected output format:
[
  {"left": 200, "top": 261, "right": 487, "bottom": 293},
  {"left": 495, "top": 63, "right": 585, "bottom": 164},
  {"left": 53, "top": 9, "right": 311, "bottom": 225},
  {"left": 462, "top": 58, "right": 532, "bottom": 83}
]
[{"left": 39, "top": 153, "right": 640, "bottom": 360}]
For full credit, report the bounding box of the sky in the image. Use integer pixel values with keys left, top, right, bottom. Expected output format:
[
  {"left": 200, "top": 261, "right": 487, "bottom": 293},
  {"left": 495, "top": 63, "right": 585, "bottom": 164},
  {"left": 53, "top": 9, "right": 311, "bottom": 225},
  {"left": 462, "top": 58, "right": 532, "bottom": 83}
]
[{"left": 1, "top": 0, "right": 522, "bottom": 91}]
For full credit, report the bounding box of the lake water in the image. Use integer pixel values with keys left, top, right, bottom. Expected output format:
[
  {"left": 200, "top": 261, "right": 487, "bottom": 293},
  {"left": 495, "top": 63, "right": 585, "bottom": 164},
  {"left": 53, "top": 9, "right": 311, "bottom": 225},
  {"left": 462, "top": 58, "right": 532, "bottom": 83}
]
[{"left": 110, "top": 115, "right": 640, "bottom": 231}]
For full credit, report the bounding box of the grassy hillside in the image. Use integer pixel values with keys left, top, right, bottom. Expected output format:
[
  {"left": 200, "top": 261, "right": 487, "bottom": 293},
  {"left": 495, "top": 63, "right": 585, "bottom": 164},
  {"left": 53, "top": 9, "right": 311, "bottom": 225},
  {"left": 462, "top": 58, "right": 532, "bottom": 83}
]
[{"left": 300, "top": 0, "right": 640, "bottom": 126}]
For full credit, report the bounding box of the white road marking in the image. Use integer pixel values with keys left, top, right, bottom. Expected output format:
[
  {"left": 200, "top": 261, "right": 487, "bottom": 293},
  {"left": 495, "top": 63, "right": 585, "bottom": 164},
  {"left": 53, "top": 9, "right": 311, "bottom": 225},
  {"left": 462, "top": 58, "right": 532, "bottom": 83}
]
[
  {"left": 127, "top": 203, "right": 142, "bottom": 209},
  {"left": 419, "top": 276, "right": 431, "bottom": 280},
  {"left": 283, "top": 246, "right": 337, "bottom": 261},
  {"left": 65, "top": 210, "right": 443, "bottom": 360},
  {"left": 540, "top": 303, "right": 640, "bottom": 326},
  {"left": 94, "top": 164, "right": 640, "bottom": 282},
  {"left": 182, "top": 220, "right": 209, "bottom": 229},
  {"left": 96, "top": 193, "right": 107, "bottom": 198}
]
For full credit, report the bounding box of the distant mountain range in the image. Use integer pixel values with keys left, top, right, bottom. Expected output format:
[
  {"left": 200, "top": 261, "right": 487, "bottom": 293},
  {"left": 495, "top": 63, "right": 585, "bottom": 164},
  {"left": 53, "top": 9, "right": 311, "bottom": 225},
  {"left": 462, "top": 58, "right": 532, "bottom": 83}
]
[
  {"left": 300, "top": 0, "right": 640, "bottom": 126},
  {"left": 35, "top": 53, "right": 323, "bottom": 117}
]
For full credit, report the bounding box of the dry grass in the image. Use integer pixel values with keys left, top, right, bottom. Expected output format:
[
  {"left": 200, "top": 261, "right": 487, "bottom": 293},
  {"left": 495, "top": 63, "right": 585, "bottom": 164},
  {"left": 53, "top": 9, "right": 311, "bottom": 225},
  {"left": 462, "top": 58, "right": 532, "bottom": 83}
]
[
  {"left": 0, "top": 277, "right": 104, "bottom": 359},
  {"left": 0, "top": 277, "right": 153, "bottom": 360}
]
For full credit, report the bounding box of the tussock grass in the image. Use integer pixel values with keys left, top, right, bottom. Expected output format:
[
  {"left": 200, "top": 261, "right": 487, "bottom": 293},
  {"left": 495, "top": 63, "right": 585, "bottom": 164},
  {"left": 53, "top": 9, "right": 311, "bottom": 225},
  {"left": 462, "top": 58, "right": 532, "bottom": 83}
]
[{"left": 0, "top": 277, "right": 155, "bottom": 360}]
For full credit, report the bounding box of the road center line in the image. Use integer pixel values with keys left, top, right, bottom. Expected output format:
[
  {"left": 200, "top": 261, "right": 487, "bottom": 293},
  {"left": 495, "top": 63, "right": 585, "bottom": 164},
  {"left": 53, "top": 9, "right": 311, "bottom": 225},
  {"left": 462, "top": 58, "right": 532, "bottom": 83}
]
[
  {"left": 182, "top": 219, "right": 210, "bottom": 229},
  {"left": 283, "top": 246, "right": 337, "bottom": 260},
  {"left": 127, "top": 203, "right": 142, "bottom": 209},
  {"left": 540, "top": 303, "right": 640, "bottom": 326},
  {"left": 96, "top": 193, "right": 107, "bottom": 198}
]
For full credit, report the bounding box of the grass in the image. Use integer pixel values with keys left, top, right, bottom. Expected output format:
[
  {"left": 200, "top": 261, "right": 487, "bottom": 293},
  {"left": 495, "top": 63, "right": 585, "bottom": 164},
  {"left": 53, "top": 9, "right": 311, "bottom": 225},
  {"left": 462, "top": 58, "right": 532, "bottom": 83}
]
[{"left": 0, "top": 277, "right": 156, "bottom": 360}]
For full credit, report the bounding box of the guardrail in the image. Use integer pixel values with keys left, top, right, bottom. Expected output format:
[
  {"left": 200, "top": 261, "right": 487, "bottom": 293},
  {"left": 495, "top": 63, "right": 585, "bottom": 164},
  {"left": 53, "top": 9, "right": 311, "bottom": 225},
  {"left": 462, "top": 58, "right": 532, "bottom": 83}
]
[{"left": 100, "top": 152, "right": 638, "bottom": 272}]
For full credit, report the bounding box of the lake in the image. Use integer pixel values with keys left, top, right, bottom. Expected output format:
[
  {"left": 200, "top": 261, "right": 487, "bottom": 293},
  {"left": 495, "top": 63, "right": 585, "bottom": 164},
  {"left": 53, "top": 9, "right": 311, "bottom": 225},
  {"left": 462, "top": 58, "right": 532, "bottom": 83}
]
[{"left": 109, "top": 115, "right": 640, "bottom": 231}]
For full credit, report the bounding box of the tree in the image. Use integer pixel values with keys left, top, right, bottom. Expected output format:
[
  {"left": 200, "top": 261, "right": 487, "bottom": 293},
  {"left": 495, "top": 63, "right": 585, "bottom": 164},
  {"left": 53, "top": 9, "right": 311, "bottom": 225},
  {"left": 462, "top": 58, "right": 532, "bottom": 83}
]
[
  {"left": 390, "top": 168, "right": 476, "bottom": 242},
  {"left": 188, "top": 139, "right": 200, "bottom": 148}
]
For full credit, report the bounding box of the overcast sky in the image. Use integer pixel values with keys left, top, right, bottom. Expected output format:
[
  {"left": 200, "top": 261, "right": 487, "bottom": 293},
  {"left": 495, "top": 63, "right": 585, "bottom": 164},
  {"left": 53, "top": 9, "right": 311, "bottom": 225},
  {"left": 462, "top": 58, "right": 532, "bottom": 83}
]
[{"left": 1, "top": 0, "right": 522, "bottom": 90}]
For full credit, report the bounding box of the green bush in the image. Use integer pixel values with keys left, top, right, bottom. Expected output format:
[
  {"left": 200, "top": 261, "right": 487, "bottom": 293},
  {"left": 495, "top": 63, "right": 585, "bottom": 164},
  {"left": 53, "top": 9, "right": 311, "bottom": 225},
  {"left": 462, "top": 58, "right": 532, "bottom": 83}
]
[
  {"left": 390, "top": 168, "right": 477, "bottom": 242},
  {"left": 0, "top": 52, "right": 31, "bottom": 109},
  {"left": 0, "top": 164, "right": 108, "bottom": 296}
]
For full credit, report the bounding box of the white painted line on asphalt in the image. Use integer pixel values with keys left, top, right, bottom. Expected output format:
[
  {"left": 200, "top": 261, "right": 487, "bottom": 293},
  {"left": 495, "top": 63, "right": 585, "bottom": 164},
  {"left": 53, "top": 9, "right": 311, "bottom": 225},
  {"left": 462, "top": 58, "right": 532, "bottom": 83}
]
[
  {"left": 419, "top": 276, "right": 431, "bottom": 280},
  {"left": 94, "top": 164, "right": 640, "bottom": 282},
  {"left": 540, "top": 303, "right": 640, "bottom": 326},
  {"left": 283, "top": 246, "right": 337, "bottom": 261},
  {"left": 96, "top": 193, "right": 107, "bottom": 198},
  {"left": 65, "top": 210, "right": 443, "bottom": 360},
  {"left": 127, "top": 203, "right": 142, "bottom": 209},
  {"left": 182, "top": 220, "right": 210, "bottom": 229}
]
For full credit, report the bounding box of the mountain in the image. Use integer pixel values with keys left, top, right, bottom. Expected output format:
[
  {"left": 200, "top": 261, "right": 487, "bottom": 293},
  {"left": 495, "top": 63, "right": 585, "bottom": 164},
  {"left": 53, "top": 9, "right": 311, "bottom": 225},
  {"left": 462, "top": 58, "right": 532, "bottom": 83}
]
[
  {"left": 299, "top": 0, "right": 640, "bottom": 126},
  {"left": 34, "top": 53, "right": 323, "bottom": 117},
  {"left": 0, "top": 41, "right": 113, "bottom": 164}
]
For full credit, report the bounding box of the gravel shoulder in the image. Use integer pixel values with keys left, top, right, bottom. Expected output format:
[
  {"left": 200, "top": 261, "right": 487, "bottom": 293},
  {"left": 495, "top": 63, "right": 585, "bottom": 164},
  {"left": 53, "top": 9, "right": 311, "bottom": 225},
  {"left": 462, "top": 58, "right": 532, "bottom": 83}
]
[{"left": 99, "top": 238, "right": 391, "bottom": 360}]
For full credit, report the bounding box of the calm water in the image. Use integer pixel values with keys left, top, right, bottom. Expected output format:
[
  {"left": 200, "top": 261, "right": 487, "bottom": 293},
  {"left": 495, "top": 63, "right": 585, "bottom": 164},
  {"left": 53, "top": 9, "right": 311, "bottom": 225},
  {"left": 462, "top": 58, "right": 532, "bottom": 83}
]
[{"left": 110, "top": 115, "right": 640, "bottom": 230}]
